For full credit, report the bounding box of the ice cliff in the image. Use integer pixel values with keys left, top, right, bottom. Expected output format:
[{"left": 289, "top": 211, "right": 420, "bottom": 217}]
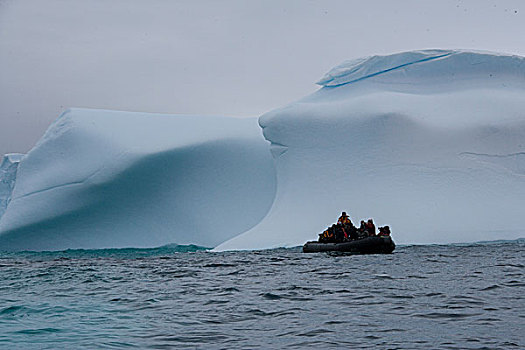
[
  {"left": 1, "top": 49, "right": 524, "bottom": 251},
  {"left": 0, "top": 109, "right": 276, "bottom": 251}
]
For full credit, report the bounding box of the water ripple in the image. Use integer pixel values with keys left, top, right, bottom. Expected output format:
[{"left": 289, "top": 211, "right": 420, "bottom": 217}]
[{"left": 0, "top": 240, "right": 523, "bottom": 349}]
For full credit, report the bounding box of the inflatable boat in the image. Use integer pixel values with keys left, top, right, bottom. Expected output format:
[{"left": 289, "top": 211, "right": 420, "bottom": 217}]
[{"left": 303, "top": 236, "right": 395, "bottom": 254}]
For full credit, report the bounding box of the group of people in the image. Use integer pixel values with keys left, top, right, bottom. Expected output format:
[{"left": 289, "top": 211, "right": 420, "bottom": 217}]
[{"left": 318, "top": 212, "right": 391, "bottom": 243}]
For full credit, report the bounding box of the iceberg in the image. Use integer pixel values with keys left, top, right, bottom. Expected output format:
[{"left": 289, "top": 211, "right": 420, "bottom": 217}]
[
  {"left": 0, "top": 109, "right": 276, "bottom": 251},
  {"left": 1, "top": 49, "right": 524, "bottom": 252},
  {"left": 215, "top": 49, "right": 525, "bottom": 251}
]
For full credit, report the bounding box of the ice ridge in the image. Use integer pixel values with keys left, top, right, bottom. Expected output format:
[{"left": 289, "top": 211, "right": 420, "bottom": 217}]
[{"left": 316, "top": 49, "right": 525, "bottom": 87}]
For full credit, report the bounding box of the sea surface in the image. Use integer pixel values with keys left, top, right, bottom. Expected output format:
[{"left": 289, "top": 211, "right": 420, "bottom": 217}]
[{"left": 0, "top": 240, "right": 523, "bottom": 349}]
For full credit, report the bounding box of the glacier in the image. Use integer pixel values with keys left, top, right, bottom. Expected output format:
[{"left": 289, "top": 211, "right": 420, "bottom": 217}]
[{"left": 1, "top": 49, "right": 525, "bottom": 251}]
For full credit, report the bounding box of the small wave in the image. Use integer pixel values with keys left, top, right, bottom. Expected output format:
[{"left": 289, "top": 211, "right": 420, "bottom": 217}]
[
  {"left": 261, "top": 292, "right": 282, "bottom": 300},
  {"left": 283, "top": 285, "right": 317, "bottom": 292},
  {"left": 0, "top": 305, "right": 67, "bottom": 317},
  {"left": 375, "top": 328, "right": 406, "bottom": 333},
  {"left": 151, "top": 333, "right": 229, "bottom": 344},
  {"left": 469, "top": 238, "right": 525, "bottom": 246},
  {"left": 296, "top": 328, "right": 334, "bottom": 337},
  {"left": 109, "top": 297, "right": 135, "bottom": 303},
  {"left": 413, "top": 312, "right": 482, "bottom": 319},
  {"left": 483, "top": 307, "right": 499, "bottom": 311},
  {"left": 400, "top": 238, "right": 525, "bottom": 249},
  {"left": 202, "top": 263, "right": 237, "bottom": 268},
  {"left": 364, "top": 335, "right": 381, "bottom": 340},
  {"left": 496, "top": 263, "right": 524, "bottom": 268},
  {"left": 501, "top": 341, "right": 521, "bottom": 347},
  {"left": 480, "top": 284, "right": 502, "bottom": 291},
  {"left": 0, "top": 305, "right": 34, "bottom": 316},
  {"left": 351, "top": 294, "right": 374, "bottom": 300},
  {"left": 204, "top": 299, "right": 230, "bottom": 305},
  {"left": 504, "top": 280, "right": 525, "bottom": 287},
  {"left": 385, "top": 294, "right": 414, "bottom": 299},
  {"left": 15, "top": 328, "right": 62, "bottom": 335},
  {"left": 324, "top": 320, "right": 348, "bottom": 325},
  {"left": 246, "top": 308, "right": 279, "bottom": 317},
  {"left": 437, "top": 253, "right": 458, "bottom": 258},
  {"left": 159, "top": 243, "right": 211, "bottom": 252},
  {"left": 154, "top": 269, "right": 199, "bottom": 278},
  {"left": 5, "top": 244, "right": 210, "bottom": 260}
]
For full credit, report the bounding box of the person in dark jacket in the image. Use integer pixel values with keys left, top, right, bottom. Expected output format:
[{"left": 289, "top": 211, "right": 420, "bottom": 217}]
[
  {"left": 359, "top": 220, "right": 366, "bottom": 234},
  {"left": 378, "top": 226, "right": 391, "bottom": 236},
  {"left": 365, "top": 219, "right": 376, "bottom": 236},
  {"left": 347, "top": 223, "right": 359, "bottom": 240},
  {"left": 327, "top": 225, "right": 336, "bottom": 242},
  {"left": 334, "top": 224, "right": 345, "bottom": 243}
]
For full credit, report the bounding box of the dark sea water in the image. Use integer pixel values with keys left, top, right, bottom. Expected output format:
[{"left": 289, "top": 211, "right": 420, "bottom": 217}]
[{"left": 0, "top": 240, "right": 523, "bottom": 349}]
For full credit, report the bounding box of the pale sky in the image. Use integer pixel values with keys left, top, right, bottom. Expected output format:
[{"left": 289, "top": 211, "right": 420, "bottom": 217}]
[{"left": 0, "top": 0, "right": 523, "bottom": 157}]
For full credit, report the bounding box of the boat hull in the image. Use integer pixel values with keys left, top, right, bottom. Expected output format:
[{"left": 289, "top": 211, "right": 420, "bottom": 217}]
[{"left": 303, "top": 236, "right": 395, "bottom": 254}]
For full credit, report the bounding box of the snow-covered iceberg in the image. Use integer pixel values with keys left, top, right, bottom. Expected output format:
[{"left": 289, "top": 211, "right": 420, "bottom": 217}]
[
  {"left": 1, "top": 49, "right": 524, "bottom": 252},
  {"left": 0, "top": 109, "right": 276, "bottom": 251},
  {"left": 215, "top": 49, "right": 525, "bottom": 251}
]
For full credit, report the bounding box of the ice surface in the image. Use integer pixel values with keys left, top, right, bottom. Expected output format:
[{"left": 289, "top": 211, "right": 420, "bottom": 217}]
[
  {"left": 0, "top": 153, "right": 24, "bottom": 218},
  {"left": 214, "top": 49, "right": 525, "bottom": 251},
  {"left": 0, "top": 109, "right": 276, "bottom": 251},
  {"left": 2, "top": 49, "right": 524, "bottom": 252}
]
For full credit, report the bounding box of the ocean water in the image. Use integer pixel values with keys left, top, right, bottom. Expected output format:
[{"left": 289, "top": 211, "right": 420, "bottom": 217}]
[{"left": 0, "top": 240, "right": 523, "bottom": 349}]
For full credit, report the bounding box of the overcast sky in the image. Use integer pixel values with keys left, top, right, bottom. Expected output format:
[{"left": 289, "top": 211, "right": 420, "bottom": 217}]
[{"left": 0, "top": 0, "right": 523, "bottom": 157}]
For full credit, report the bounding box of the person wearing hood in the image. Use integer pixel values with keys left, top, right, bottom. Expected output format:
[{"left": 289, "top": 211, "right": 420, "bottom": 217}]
[{"left": 337, "top": 212, "right": 351, "bottom": 226}]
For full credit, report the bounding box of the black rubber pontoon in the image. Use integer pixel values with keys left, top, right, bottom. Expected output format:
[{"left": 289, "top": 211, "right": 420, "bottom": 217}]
[{"left": 303, "top": 236, "right": 395, "bottom": 254}]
